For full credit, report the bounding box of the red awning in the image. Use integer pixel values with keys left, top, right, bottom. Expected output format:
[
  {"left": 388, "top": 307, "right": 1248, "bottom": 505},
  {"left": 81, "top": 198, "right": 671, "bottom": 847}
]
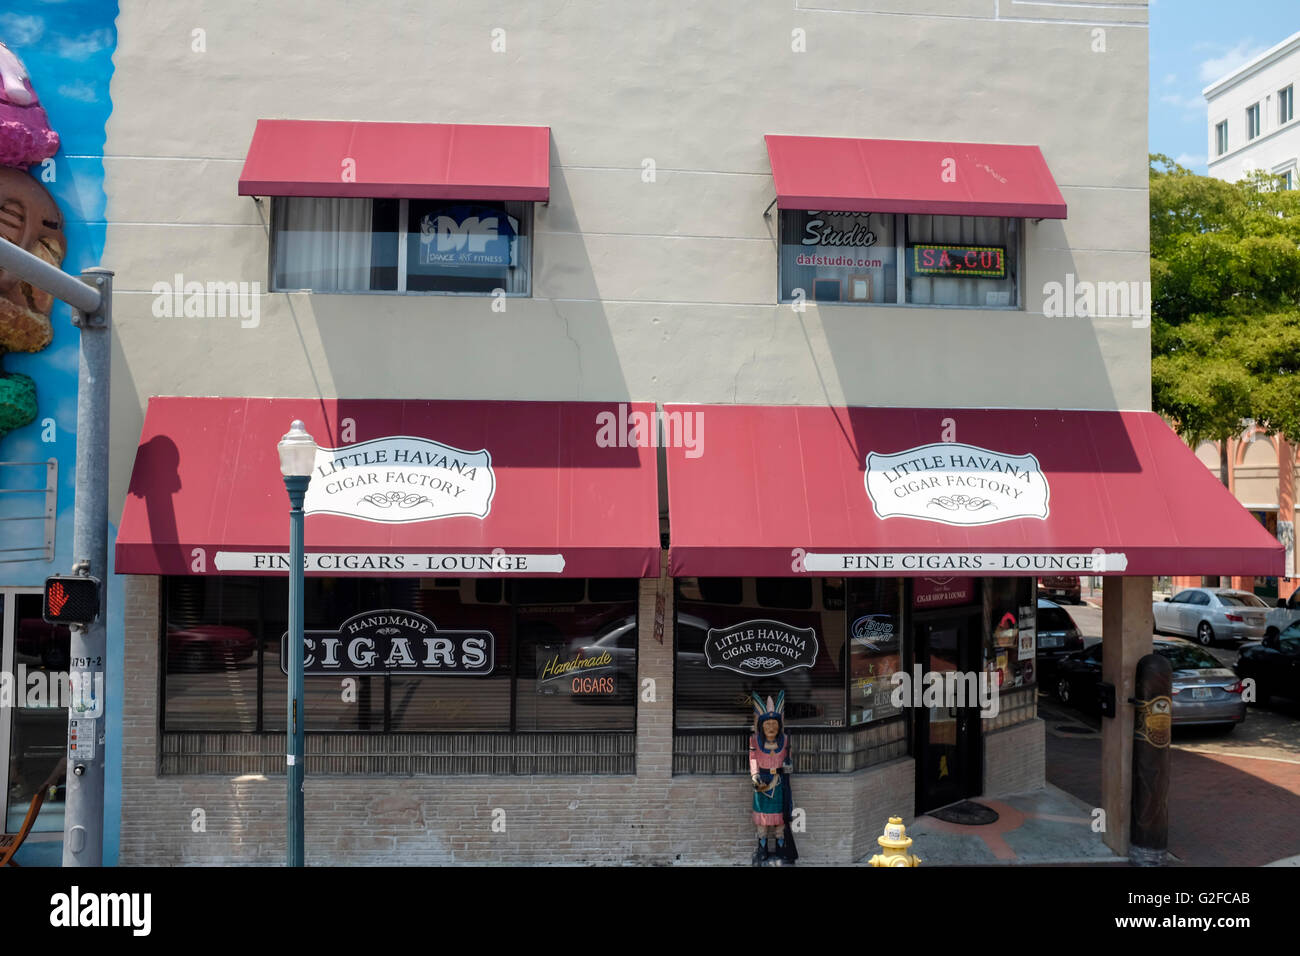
[
  {"left": 237, "top": 120, "right": 550, "bottom": 201},
  {"left": 764, "top": 135, "right": 1067, "bottom": 219},
  {"left": 664, "top": 405, "right": 1283, "bottom": 577},
  {"left": 116, "top": 398, "right": 657, "bottom": 577}
]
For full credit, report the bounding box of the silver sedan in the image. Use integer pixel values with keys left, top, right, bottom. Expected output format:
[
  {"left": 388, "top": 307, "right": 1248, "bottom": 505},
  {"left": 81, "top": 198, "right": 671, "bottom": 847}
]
[{"left": 1152, "top": 587, "right": 1270, "bottom": 646}]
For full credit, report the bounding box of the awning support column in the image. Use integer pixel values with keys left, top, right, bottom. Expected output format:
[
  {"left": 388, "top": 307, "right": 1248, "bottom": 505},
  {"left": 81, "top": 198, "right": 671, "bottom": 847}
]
[{"left": 1100, "top": 575, "right": 1154, "bottom": 856}]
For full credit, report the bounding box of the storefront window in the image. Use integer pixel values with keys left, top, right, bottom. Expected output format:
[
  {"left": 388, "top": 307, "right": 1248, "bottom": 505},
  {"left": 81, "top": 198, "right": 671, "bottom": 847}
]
[
  {"left": 162, "top": 576, "right": 634, "bottom": 733},
  {"left": 5, "top": 592, "right": 68, "bottom": 833},
  {"left": 778, "top": 211, "right": 1020, "bottom": 308},
  {"left": 675, "top": 577, "right": 847, "bottom": 729},
  {"left": 985, "top": 578, "right": 1035, "bottom": 689},
  {"left": 271, "top": 197, "right": 532, "bottom": 295},
  {"left": 846, "top": 579, "right": 904, "bottom": 726}
]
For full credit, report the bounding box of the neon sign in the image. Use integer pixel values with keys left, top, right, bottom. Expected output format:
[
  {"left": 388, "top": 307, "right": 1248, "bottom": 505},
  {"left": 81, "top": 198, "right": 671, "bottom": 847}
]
[{"left": 910, "top": 244, "right": 1006, "bottom": 279}]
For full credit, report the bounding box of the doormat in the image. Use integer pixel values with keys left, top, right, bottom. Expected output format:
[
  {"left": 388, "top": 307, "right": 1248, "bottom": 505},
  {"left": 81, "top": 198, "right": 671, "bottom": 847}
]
[{"left": 929, "top": 800, "right": 999, "bottom": 826}]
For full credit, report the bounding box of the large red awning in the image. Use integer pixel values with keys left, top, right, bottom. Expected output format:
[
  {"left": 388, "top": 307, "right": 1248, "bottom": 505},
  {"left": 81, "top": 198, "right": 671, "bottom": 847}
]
[
  {"left": 116, "top": 398, "right": 657, "bottom": 577},
  {"left": 764, "top": 135, "right": 1067, "bottom": 219},
  {"left": 237, "top": 120, "right": 550, "bottom": 200},
  {"left": 664, "top": 405, "right": 1283, "bottom": 577}
]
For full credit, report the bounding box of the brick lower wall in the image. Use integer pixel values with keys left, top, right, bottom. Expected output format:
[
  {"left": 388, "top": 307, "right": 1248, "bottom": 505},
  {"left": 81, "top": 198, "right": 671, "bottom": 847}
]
[
  {"left": 981, "top": 718, "right": 1045, "bottom": 797},
  {"left": 120, "top": 573, "right": 1031, "bottom": 864}
]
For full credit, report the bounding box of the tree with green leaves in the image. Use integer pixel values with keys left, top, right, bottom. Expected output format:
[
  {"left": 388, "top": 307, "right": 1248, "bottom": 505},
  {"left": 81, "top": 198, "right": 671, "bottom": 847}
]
[{"left": 1150, "top": 154, "right": 1300, "bottom": 484}]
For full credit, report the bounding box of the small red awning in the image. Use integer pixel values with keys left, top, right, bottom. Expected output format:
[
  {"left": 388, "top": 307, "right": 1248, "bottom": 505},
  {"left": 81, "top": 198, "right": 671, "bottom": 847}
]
[
  {"left": 764, "top": 135, "right": 1067, "bottom": 219},
  {"left": 664, "top": 405, "right": 1282, "bottom": 577},
  {"left": 116, "top": 398, "right": 657, "bottom": 577},
  {"left": 237, "top": 120, "right": 550, "bottom": 201}
]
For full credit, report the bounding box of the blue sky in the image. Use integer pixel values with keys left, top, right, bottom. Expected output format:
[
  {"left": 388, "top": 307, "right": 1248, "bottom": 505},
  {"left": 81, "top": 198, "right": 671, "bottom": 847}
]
[{"left": 1151, "top": 0, "right": 1298, "bottom": 173}]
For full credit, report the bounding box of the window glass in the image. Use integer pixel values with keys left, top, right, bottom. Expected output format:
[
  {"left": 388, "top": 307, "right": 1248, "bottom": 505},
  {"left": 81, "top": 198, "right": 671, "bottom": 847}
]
[
  {"left": 270, "top": 197, "right": 530, "bottom": 295},
  {"left": 7, "top": 593, "right": 68, "bottom": 833},
  {"left": 1218, "top": 592, "right": 1268, "bottom": 608},
  {"left": 406, "top": 199, "right": 531, "bottom": 294},
  {"left": 1036, "top": 606, "right": 1075, "bottom": 632},
  {"left": 1281, "top": 86, "right": 1294, "bottom": 124},
  {"left": 986, "top": 578, "right": 1035, "bottom": 689},
  {"left": 675, "top": 579, "right": 847, "bottom": 729},
  {"left": 272, "top": 197, "right": 398, "bottom": 292},
  {"left": 906, "top": 215, "right": 1019, "bottom": 307},
  {"left": 1188, "top": 591, "right": 1211, "bottom": 606},
  {"left": 779, "top": 210, "right": 898, "bottom": 303},
  {"left": 1171, "top": 590, "right": 1196, "bottom": 604},
  {"left": 1156, "top": 643, "right": 1219, "bottom": 671},
  {"left": 846, "top": 579, "right": 904, "bottom": 727},
  {"left": 161, "top": 577, "right": 635, "bottom": 733},
  {"left": 1216, "top": 121, "right": 1228, "bottom": 155},
  {"left": 756, "top": 578, "right": 812, "bottom": 609}
]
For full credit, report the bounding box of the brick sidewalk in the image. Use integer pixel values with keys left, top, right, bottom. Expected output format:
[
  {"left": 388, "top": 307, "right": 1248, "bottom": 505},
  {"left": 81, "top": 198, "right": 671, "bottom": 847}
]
[{"left": 1047, "top": 731, "right": 1300, "bottom": 865}]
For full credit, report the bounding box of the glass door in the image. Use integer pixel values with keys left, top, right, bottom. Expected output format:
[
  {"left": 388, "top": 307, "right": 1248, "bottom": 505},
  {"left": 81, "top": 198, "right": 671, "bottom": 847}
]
[
  {"left": 913, "top": 610, "right": 983, "bottom": 814},
  {"left": 2, "top": 589, "right": 69, "bottom": 835}
]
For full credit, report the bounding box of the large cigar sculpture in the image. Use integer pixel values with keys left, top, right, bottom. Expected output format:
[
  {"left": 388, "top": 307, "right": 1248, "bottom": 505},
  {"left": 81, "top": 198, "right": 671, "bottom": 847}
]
[{"left": 0, "top": 40, "right": 65, "bottom": 440}]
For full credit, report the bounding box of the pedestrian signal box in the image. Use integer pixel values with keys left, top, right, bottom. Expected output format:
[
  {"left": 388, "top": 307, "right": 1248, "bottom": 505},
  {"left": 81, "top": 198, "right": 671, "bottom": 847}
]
[{"left": 43, "top": 575, "right": 101, "bottom": 626}]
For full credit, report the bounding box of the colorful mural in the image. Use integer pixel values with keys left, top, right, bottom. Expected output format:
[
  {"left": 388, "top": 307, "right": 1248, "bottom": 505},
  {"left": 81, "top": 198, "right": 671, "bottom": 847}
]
[
  {"left": 0, "top": 4, "right": 116, "bottom": 583},
  {"left": 0, "top": 2, "right": 118, "bottom": 866}
]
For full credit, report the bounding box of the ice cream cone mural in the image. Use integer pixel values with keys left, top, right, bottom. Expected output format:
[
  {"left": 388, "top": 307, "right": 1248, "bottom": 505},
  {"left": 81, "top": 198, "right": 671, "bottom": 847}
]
[{"left": 0, "top": 40, "right": 65, "bottom": 439}]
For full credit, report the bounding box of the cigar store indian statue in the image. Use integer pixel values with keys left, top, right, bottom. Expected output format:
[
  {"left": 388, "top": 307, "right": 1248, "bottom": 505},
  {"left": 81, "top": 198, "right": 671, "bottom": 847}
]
[
  {"left": 0, "top": 41, "right": 65, "bottom": 440},
  {"left": 749, "top": 692, "right": 798, "bottom": 866}
]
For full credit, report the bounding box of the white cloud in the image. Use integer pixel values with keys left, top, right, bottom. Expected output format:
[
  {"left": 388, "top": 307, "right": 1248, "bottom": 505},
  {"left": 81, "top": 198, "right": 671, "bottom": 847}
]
[
  {"left": 0, "top": 13, "right": 45, "bottom": 45},
  {"left": 1162, "top": 73, "right": 1177, "bottom": 85},
  {"left": 54, "top": 28, "right": 112, "bottom": 61},
  {"left": 1174, "top": 153, "right": 1207, "bottom": 169},
  {"left": 1199, "top": 40, "right": 1270, "bottom": 83},
  {"left": 57, "top": 80, "right": 97, "bottom": 103}
]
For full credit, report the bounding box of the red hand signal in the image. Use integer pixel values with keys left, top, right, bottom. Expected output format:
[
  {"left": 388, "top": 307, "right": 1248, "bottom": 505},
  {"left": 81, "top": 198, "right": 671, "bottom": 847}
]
[{"left": 49, "top": 581, "right": 69, "bottom": 616}]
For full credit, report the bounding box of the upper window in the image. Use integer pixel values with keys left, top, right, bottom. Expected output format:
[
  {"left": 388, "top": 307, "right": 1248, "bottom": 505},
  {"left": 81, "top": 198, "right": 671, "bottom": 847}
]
[
  {"left": 1215, "top": 121, "right": 1229, "bottom": 156},
  {"left": 778, "top": 210, "right": 1020, "bottom": 308},
  {"left": 1247, "top": 103, "right": 1262, "bottom": 140},
  {"left": 271, "top": 197, "right": 532, "bottom": 295},
  {"left": 1280, "top": 85, "right": 1294, "bottom": 125}
]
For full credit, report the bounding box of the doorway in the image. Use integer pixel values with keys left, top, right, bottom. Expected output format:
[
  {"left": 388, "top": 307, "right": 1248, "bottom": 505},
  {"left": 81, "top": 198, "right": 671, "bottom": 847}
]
[{"left": 912, "top": 608, "right": 984, "bottom": 814}]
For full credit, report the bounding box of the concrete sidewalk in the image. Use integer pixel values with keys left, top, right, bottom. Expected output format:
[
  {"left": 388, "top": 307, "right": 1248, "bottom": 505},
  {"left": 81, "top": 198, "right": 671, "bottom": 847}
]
[{"left": 894, "top": 786, "right": 1125, "bottom": 866}]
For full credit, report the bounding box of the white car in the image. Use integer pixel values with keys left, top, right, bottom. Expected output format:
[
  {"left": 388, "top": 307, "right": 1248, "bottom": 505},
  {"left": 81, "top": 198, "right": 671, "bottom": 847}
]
[{"left": 1152, "top": 588, "right": 1270, "bottom": 646}]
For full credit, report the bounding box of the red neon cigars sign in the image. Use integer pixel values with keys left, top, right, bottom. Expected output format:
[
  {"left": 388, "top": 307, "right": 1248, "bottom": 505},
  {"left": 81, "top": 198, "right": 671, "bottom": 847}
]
[{"left": 910, "top": 244, "right": 1006, "bottom": 279}]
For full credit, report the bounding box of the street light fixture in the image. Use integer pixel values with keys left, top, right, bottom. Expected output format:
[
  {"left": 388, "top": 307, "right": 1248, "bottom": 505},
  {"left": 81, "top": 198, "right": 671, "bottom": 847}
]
[{"left": 277, "top": 419, "right": 317, "bottom": 867}]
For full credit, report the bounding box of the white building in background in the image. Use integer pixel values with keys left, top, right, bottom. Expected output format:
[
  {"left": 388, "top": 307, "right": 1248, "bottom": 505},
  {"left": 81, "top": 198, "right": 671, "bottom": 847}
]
[{"left": 1205, "top": 30, "right": 1300, "bottom": 187}]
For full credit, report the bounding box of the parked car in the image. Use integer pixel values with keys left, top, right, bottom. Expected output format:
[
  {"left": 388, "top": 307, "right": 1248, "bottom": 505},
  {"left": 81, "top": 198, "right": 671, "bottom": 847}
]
[
  {"left": 1034, "top": 598, "right": 1084, "bottom": 684},
  {"left": 1264, "top": 590, "right": 1300, "bottom": 641},
  {"left": 1235, "top": 621, "right": 1300, "bottom": 706},
  {"left": 1053, "top": 638, "right": 1246, "bottom": 729},
  {"left": 1152, "top": 587, "right": 1270, "bottom": 646},
  {"left": 1039, "top": 575, "right": 1081, "bottom": 604},
  {"left": 166, "top": 623, "right": 257, "bottom": 672}
]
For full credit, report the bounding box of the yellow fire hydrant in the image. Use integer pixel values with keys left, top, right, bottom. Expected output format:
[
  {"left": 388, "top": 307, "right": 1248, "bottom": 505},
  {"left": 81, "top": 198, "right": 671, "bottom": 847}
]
[{"left": 868, "top": 816, "right": 921, "bottom": 867}]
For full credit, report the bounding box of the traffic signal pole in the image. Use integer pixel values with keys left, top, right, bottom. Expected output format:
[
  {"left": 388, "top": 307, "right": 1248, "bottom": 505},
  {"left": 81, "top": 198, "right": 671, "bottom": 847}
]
[
  {"left": 1, "top": 238, "right": 111, "bottom": 865},
  {"left": 62, "top": 268, "right": 112, "bottom": 866}
]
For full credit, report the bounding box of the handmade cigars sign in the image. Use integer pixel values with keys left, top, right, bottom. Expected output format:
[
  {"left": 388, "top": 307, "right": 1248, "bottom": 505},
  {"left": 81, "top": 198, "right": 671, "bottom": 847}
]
[
  {"left": 304, "top": 435, "right": 495, "bottom": 523},
  {"left": 280, "top": 609, "right": 494, "bottom": 676},
  {"left": 865, "top": 442, "right": 1050, "bottom": 526}
]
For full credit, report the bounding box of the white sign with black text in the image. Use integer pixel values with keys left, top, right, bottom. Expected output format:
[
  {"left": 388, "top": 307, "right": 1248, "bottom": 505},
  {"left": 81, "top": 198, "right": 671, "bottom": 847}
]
[
  {"left": 865, "top": 441, "right": 1050, "bottom": 526},
  {"left": 304, "top": 435, "right": 495, "bottom": 524}
]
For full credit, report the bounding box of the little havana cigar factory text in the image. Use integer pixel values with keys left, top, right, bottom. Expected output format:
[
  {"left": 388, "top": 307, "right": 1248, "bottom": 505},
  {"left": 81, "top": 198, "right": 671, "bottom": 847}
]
[
  {"left": 316, "top": 448, "right": 481, "bottom": 499},
  {"left": 881, "top": 452, "right": 1035, "bottom": 501}
]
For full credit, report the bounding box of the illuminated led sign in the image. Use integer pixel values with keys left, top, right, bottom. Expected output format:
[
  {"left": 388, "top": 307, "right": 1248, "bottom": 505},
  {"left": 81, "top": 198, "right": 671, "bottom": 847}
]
[{"left": 910, "top": 244, "right": 1007, "bottom": 279}]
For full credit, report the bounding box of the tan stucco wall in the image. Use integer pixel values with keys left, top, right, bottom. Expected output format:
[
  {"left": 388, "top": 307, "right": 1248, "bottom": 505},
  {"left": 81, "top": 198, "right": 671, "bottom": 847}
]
[{"left": 103, "top": 1, "right": 1150, "bottom": 516}]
